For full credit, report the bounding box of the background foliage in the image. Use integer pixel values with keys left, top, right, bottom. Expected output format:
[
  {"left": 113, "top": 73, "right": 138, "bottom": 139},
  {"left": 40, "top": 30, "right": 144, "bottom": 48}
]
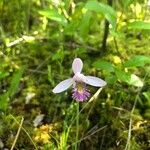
[{"left": 0, "top": 0, "right": 150, "bottom": 149}]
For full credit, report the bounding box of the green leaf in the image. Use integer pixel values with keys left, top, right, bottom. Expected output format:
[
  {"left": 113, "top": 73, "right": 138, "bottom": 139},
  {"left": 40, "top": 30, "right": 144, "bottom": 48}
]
[
  {"left": 0, "top": 69, "right": 23, "bottom": 111},
  {"left": 52, "top": 49, "right": 65, "bottom": 61},
  {"left": 115, "top": 68, "right": 130, "bottom": 83},
  {"left": 93, "top": 60, "right": 114, "bottom": 72},
  {"left": 115, "top": 69, "right": 143, "bottom": 87},
  {"left": 124, "top": 55, "right": 150, "bottom": 67},
  {"left": 48, "top": 65, "right": 54, "bottom": 86},
  {"left": 128, "top": 74, "right": 143, "bottom": 87},
  {"left": 79, "top": 11, "right": 92, "bottom": 38},
  {"left": 85, "top": 0, "right": 117, "bottom": 28},
  {"left": 143, "top": 92, "right": 150, "bottom": 101},
  {"left": 64, "top": 0, "right": 72, "bottom": 11},
  {"left": 39, "top": 9, "right": 67, "bottom": 26},
  {"left": 75, "top": 48, "right": 87, "bottom": 55},
  {"left": 127, "top": 21, "right": 150, "bottom": 30},
  {"left": 143, "top": 92, "right": 150, "bottom": 106},
  {"left": 8, "top": 68, "right": 24, "bottom": 98},
  {"left": 0, "top": 71, "right": 9, "bottom": 80},
  {"left": 105, "top": 75, "right": 117, "bottom": 84},
  {"left": 123, "top": 0, "right": 134, "bottom": 8},
  {"left": 110, "top": 29, "right": 125, "bottom": 38},
  {"left": 0, "top": 93, "right": 9, "bottom": 111}
]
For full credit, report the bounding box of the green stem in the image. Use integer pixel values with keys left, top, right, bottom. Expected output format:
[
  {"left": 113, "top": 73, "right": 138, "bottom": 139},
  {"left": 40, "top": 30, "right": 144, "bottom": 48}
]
[{"left": 75, "top": 102, "right": 79, "bottom": 150}]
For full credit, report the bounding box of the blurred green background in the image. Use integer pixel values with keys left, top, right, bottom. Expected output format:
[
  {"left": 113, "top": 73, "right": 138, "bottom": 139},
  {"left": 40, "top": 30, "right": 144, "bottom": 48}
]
[{"left": 0, "top": 0, "right": 150, "bottom": 149}]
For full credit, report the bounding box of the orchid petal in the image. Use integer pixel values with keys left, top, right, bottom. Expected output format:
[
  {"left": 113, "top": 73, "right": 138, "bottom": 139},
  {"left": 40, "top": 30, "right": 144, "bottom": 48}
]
[
  {"left": 72, "top": 58, "right": 83, "bottom": 74},
  {"left": 52, "top": 78, "right": 73, "bottom": 93},
  {"left": 85, "top": 76, "right": 107, "bottom": 87}
]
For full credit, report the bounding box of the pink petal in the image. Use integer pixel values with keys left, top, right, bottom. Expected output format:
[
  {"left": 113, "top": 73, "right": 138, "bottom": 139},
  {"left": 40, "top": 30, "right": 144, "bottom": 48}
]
[
  {"left": 72, "top": 58, "right": 83, "bottom": 74},
  {"left": 52, "top": 78, "right": 73, "bottom": 93},
  {"left": 85, "top": 76, "right": 107, "bottom": 87}
]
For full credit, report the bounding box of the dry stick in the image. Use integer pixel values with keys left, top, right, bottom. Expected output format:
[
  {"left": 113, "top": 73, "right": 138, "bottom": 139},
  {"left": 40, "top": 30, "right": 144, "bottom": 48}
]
[
  {"left": 84, "top": 88, "right": 104, "bottom": 138},
  {"left": 100, "top": 126, "right": 106, "bottom": 150},
  {"left": 35, "top": 55, "right": 51, "bottom": 71},
  {"left": 10, "top": 117, "right": 24, "bottom": 150},
  {"left": 28, "top": 69, "right": 47, "bottom": 74},
  {"left": 124, "top": 93, "right": 139, "bottom": 150},
  {"left": 10, "top": 115, "right": 38, "bottom": 150},
  {"left": 78, "top": 125, "right": 107, "bottom": 143},
  {"left": 86, "top": 88, "right": 101, "bottom": 120},
  {"left": 112, "top": 106, "right": 128, "bottom": 112},
  {"left": 86, "top": 124, "right": 99, "bottom": 135},
  {"left": 68, "top": 125, "right": 107, "bottom": 148}
]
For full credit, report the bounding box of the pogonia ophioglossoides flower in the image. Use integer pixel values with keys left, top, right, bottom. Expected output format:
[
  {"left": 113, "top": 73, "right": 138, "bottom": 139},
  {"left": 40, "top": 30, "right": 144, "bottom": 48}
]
[{"left": 52, "top": 58, "right": 106, "bottom": 102}]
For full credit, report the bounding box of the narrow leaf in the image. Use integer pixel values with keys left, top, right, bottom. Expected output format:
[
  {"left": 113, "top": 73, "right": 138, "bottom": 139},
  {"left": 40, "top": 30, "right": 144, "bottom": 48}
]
[
  {"left": 39, "top": 9, "right": 67, "bottom": 26},
  {"left": 93, "top": 60, "right": 114, "bottom": 72},
  {"left": 8, "top": 68, "right": 24, "bottom": 98},
  {"left": 128, "top": 21, "right": 150, "bottom": 30},
  {"left": 79, "top": 11, "right": 92, "bottom": 38},
  {"left": 124, "top": 55, "right": 150, "bottom": 67},
  {"left": 85, "top": 1, "right": 117, "bottom": 28},
  {"left": 115, "top": 69, "right": 143, "bottom": 87},
  {"left": 0, "top": 93, "right": 9, "bottom": 111},
  {"left": 115, "top": 68, "right": 130, "bottom": 83},
  {"left": 123, "top": 0, "right": 134, "bottom": 8},
  {"left": 0, "top": 72, "right": 9, "bottom": 80}
]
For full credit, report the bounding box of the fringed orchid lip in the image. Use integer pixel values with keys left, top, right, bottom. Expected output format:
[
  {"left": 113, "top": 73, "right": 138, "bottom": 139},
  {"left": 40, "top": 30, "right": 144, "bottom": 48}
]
[
  {"left": 52, "top": 58, "right": 107, "bottom": 101},
  {"left": 72, "top": 83, "right": 90, "bottom": 102}
]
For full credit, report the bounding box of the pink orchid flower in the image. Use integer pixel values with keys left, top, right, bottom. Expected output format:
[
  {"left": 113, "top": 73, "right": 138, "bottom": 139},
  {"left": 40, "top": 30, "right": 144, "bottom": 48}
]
[{"left": 52, "top": 58, "right": 106, "bottom": 102}]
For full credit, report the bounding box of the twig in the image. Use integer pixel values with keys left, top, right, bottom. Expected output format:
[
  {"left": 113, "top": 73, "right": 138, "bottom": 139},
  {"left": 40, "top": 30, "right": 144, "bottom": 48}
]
[
  {"left": 124, "top": 95, "right": 138, "bottom": 150},
  {"left": 100, "top": 127, "right": 106, "bottom": 150},
  {"left": 35, "top": 55, "right": 51, "bottom": 71},
  {"left": 11, "top": 117, "right": 24, "bottom": 150},
  {"left": 27, "top": 69, "right": 47, "bottom": 74},
  {"left": 68, "top": 125, "right": 107, "bottom": 148},
  {"left": 10, "top": 115, "right": 38, "bottom": 150},
  {"left": 112, "top": 106, "right": 128, "bottom": 112}
]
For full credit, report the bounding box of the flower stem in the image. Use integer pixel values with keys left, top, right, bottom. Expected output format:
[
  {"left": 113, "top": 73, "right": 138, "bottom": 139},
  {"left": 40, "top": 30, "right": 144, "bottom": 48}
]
[{"left": 75, "top": 102, "right": 79, "bottom": 150}]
